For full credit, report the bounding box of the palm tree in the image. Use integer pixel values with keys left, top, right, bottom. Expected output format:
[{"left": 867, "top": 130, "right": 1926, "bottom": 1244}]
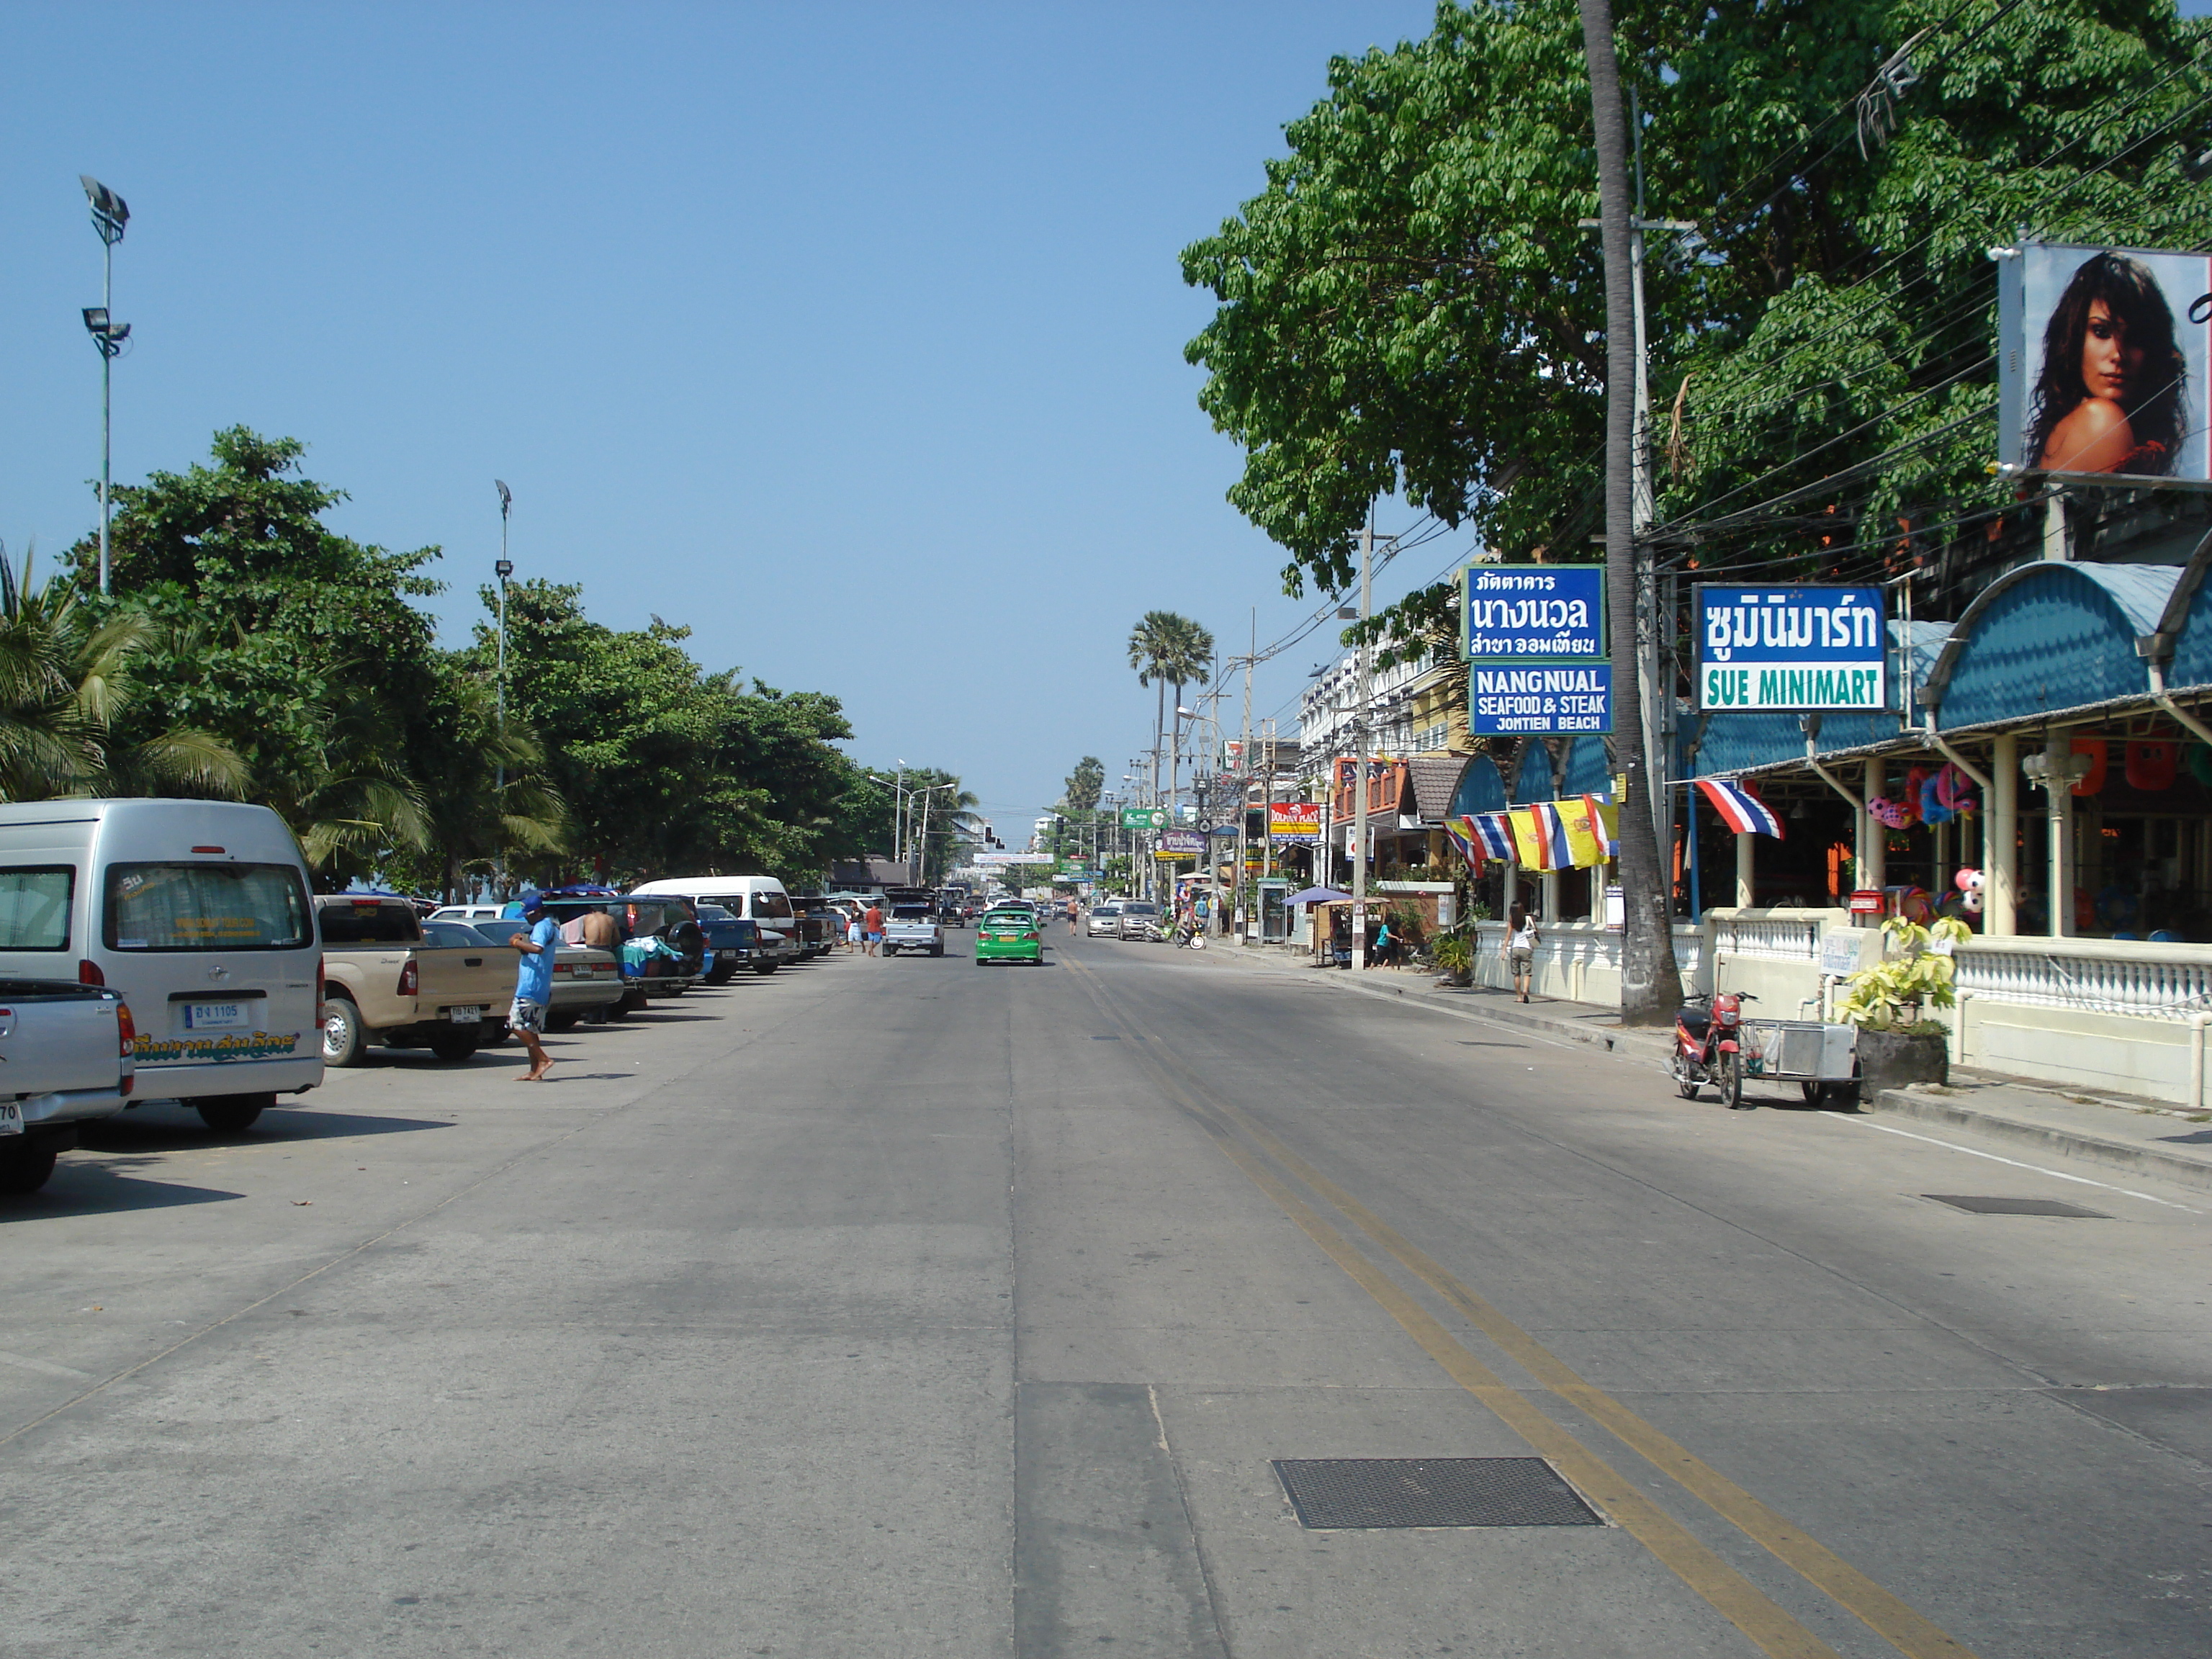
[
  {"left": 1125, "top": 611, "right": 1214, "bottom": 809},
  {"left": 0, "top": 546, "right": 246, "bottom": 803}
]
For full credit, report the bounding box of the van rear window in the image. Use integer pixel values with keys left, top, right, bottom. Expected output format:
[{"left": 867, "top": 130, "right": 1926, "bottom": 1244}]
[
  {"left": 105, "top": 863, "right": 312, "bottom": 952},
  {"left": 749, "top": 892, "right": 793, "bottom": 920},
  {"left": 0, "top": 867, "right": 73, "bottom": 950}
]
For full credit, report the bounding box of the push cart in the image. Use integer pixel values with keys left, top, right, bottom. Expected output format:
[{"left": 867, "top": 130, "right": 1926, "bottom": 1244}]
[{"left": 1730, "top": 1019, "right": 1858, "bottom": 1109}]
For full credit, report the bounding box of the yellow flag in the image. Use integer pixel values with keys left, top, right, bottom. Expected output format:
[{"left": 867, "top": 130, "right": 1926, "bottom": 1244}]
[
  {"left": 1509, "top": 806, "right": 1550, "bottom": 870},
  {"left": 1557, "top": 797, "right": 1604, "bottom": 869}
]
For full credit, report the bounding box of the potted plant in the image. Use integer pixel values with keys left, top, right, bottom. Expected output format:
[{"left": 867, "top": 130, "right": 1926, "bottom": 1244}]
[
  {"left": 1835, "top": 916, "right": 1969, "bottom": 1097},
  {"left": 1429, "top": 926, "right": 1475, "bottom": 987}
]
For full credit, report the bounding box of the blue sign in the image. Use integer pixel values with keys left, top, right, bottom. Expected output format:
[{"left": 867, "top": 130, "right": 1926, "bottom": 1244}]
[
  {"left": 1696, "top": 585, "right": 1886, "bottom": 711},
  {"left": 1460, "top": 564, "right": 1606, "bottom": 661},
  {"left": 1470, "top": 664, "right": 1612, "bottom": 735}
]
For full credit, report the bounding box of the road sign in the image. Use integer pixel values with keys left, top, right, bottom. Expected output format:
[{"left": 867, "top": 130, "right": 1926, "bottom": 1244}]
[{"left": 1121, "top": 806, "right": 1168, "bottom": 830}]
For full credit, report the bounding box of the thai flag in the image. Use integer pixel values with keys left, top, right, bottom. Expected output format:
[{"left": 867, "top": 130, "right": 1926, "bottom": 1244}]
[
  {"left": 1697, "top": 778, "right": 1783, "bottom": 837},
  {"left": 1442, "top": 816, "right": 1484, "bottom": 871},
  {"left": 1472, "top": 812, "right": 1516, "bottom": 860}
]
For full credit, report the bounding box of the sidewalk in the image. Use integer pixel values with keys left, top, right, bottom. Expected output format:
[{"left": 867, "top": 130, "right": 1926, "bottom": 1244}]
[{"left": 1205, "top": 938, "right": 2212, "bottom": 1193}]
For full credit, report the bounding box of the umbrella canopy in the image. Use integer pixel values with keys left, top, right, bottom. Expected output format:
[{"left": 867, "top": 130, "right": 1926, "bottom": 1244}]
[{"left": 1283, "top": 886, "right": 1352, "bottom": 906}]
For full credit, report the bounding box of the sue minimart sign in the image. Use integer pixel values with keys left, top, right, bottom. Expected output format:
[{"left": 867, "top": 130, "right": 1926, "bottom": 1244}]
[{"left": 1696, "top": 585, "right": 1886, "bottom": 711}]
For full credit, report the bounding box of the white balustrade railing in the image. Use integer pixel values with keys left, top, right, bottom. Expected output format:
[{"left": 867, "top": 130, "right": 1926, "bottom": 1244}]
[
  {"left": 1709, "top": 911, "right": 1835, "bottom": 962},
  {"left": 1954, "top": 936, "right": 2212, "bottom": 1022}
]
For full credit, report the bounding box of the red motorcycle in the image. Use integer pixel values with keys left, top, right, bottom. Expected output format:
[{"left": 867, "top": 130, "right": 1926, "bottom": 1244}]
[{"left": 1671, "top": 991, "right": 1757, "bottom": 1110}]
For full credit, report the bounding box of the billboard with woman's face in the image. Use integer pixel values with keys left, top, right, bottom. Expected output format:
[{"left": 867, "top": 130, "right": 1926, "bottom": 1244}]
[{"left": 1999, "top": 241, "right": 2211, "bottom": 482}]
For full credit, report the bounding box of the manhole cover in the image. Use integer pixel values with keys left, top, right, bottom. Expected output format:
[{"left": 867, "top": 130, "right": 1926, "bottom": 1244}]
[
  {"left": 1923, "top": 1195, "right": 2111, "bottom": 1218},
  {"left": 1272, "top": 1458, "right": 1602, "bottom": 1529}
]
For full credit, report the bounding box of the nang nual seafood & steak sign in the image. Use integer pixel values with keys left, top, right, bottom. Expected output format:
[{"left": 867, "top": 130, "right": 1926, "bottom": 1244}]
[{"left": 1470, "top": 665, "right": 1611, "bottom": 735}]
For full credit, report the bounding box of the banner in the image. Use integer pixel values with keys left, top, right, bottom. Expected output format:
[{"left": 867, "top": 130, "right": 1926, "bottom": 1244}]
[
  {"left": 1696, "top": 585, "right": 1885, "bottom": 711},
  {"left": 973, "top": 851, "right": 1055, "bottom": 866},
  {"left": 1998, "top": 240, "right": 2212, "bottom": 483},
  {"left": 1269, "top": 803, "right": 1322, "bottom": 843}
]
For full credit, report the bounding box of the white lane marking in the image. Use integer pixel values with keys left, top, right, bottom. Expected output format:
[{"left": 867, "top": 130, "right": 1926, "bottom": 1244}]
[{"left": 1820, "top": 1112, "right": 2203, "bottom": 1213}]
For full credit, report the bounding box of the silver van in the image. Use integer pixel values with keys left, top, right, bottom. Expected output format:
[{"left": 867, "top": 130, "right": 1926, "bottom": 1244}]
[
  {"left": 626, "top": 876, "right": 801, "bottom": 969},
  {"left": 0, "top": 800, "right": 323, "bottom": 1130}
]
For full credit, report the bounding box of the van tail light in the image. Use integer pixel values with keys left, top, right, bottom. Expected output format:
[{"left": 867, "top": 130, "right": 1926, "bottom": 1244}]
[
  {"left": 397, "top": 959, "right": 418, "bottom": 998},
  {"left": 116, "top": 1002, "right": 136, "bottom": 1094},
  {"left": 316, "top": 954, "right": 325, "bottom": 1004},
  {"left": 78, "top": 958, "right": 105, "bottom": 986}
]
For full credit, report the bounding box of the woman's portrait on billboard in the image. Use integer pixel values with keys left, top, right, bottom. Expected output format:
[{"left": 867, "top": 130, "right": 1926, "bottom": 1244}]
[{"left": 2025, "top": 251, "right": 2188, "bottom": 475}]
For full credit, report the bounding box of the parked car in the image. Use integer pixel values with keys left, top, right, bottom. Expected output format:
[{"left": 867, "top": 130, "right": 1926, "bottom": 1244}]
[
  {"left": 883, "top": 903, "right": 944, "bottom": 957},
  {"left": 626, "top": 876, "right": 799, "bottom": 970},
  {"left": 0, "top": 977, "right": 138, "bottom": 1192},
  {"left": 1116, "top": 902, "right": 1161, "bottom": 940},
  {"left": 455, "top": 922, "right": 624, "bottom": 1030},
  {"left": 1087, "top": 901, "right": 1124, "bottom": 938},
  {"left": 426, "top": 904, "right": 509, "bottom": 925},
  {"left": 317, "top": 896, "right": 517, "bottom": 1066},
  {"left": 788, "top": 894, "right": 840, "bottom": 958},
  {"left": 524, "top": 889, "right": 707, "bottom": 1011},
  {"left": 975, "top": 907, "right": 1043, "bottom": 966},
  {"left": 692, "top": 903, "right": 758, "bottom": 985},
  {"left": 0, "top": 799, "right": 323, "bottom": 1132}
]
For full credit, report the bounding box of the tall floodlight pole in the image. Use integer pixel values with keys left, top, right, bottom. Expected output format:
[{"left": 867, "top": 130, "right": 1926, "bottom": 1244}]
[
  {"left": 490, "top": 483, "right": 515, "bottom": 899},
  {"left": 79, "top": 177, "right": 130, "bottom": 596},
  {"left": 1578, "top": 0, "right": 1683, "bottom": 1021}
]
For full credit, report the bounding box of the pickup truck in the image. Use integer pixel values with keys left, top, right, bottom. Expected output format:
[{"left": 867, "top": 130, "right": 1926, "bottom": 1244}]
[
  {"left": 0, "top": 979, "right": 136, "bottom": 1193},
  {"left": 882, "top": 902, "right": 945, "bottom": 957},
  {"left": 693, "top": 904, "right": 758, "bottom": 985},
  {"left": 315, "top": 895, "right": 517, "bottom": 1066}
]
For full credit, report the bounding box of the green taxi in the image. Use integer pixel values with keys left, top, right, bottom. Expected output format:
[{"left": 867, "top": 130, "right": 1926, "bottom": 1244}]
[{"left": 975, "top": 907, "right": 1044, "bottom": 966}]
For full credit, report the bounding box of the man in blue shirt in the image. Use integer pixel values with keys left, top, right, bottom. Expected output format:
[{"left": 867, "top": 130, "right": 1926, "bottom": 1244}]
[{"left": 505, "top": 890, "right": 561, "bottom": 1082}]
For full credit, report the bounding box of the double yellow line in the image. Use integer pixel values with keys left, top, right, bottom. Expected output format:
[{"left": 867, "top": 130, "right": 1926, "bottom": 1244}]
[{"left": 1062, "top": 958, "right": 1976, "bottom": 1659}]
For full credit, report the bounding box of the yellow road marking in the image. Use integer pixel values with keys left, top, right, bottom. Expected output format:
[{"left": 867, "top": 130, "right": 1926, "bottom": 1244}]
[{"left": 1064, "top": 956, "right": 1979, "bottom": 1659}]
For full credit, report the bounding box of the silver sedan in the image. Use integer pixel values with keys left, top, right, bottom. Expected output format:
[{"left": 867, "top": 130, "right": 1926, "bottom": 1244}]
[{"left": 1086, "top": 902, "right": 1124, "bottom": 938}]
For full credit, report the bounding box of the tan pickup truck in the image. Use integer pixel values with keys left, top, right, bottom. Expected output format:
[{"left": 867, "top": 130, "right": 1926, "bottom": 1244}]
[{"left": 315, "top": 895, "right": 516, "bottom": 1066}]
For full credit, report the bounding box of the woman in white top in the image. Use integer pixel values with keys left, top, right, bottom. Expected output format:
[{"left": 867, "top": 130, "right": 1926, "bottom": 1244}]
[{"left": 1503, "top": 902, "right": 1538, "bottom": 1002}]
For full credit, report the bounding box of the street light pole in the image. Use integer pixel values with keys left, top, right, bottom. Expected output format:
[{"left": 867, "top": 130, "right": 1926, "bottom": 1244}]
[
  {"left": 79, "top": 177, "right": 130, "bottom": 597},
  {"left": 1352, "top": 516, "right": 1372, "bottom": 971}
]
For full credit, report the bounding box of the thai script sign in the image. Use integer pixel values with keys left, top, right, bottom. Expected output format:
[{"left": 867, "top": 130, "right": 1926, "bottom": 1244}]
[
  {"left": 1268, "top": 803, "right": 1321, "bottom": 844},
  {"left": 135, "top": 1030, "right": 305, "bottom": 1066},
  {"left": 1696, "top": 585, "right": 1886, "bottom": 710},
  {"left": 1460, "top": 565, "right": 1606, "bottom": 660},
  {"left": 1470, "top": 665, "right": 1612, "bottom": 735},
  {"left": 1157, "top": 828, "right": 1207, "bottom": 857},
  {"left": 973, "top": 851, "right": 1055, "bottom": 866}
]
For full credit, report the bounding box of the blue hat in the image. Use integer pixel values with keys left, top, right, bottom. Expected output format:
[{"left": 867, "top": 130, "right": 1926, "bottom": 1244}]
[{"left": 517, "top": 889, "right": 547, "bottom": 914}]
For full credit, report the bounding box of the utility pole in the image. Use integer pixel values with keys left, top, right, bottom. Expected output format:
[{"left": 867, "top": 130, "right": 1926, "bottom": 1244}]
[
  {"left": 1352, "top": 517, "right": 1373, "bottom": 971},
  {"left": 1579, "top": 0, "right": 1684, "bottom": 1020},
  {"left": 493, "top": 480, "right": 514, "bottom": 903},
  {"left": 1236, "top": 610, "right": 1254, "bottom": 938}
]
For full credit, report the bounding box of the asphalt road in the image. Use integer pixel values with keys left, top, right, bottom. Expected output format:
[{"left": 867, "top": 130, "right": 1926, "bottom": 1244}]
[{"left": 2, "top": 929, "right": 2207, "bottom": 1658}]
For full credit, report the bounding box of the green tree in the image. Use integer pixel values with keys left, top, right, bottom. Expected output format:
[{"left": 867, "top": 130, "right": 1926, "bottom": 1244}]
[
  {"left": 1061, "top": 755, "right": 1105, "bottom": 814},
  {"left": 66, "top": 427, "right": 441, "bottom": 881}
]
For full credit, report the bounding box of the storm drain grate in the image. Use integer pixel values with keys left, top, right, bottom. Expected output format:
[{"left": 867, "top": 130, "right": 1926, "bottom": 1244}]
[
  {"left": 1924, "top": 1195, "right": 2111, "bottom": 1218},
  {"left": 1272, "top": 1458, "right": 1602, "bottom": 1529}
]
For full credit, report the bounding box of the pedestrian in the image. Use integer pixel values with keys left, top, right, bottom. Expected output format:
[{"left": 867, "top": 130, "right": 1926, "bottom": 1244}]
[
  {"left": 1372, "top": 914, "right": 1393, "bottom": 967},
  {"left": 845, "top": 907, "right": 862, "bottom": 951},
  {"left": 505, "top": 889, "right": 562, "bottom": 1082},
  {"left": 1503, "top": 901, "right": 1538, "bottom": 1002},
  {"left": 1066, "top": 896, "right": 1079, "bottom": 934},
  {"left": 863, "top": 899, "right": 884, "bottom": 957}
]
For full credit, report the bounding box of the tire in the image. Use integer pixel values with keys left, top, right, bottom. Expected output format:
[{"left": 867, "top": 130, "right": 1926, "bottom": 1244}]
[
  {"left": 976, "top": 956, "right": 988, "bottom": 966},
  {"left": 0, "top": 1139, "right": 59, "bottom": 1194},
  {"left": 197, "top": 1093, "right": 271, "bottom": 1133},
  {"left": 547, "top": 1010, "right": 582, "bottom": 1033},
  {"left": 930, "top": 945, "right": 943, "bottom": 958},
  {"left": 753, "top": 962, "right": 779, "bottom": 976},
  {"left": 429, "top": 1030, "right": 480, "bottom": 1063},
  {"left": 320, "top": 996, "right": 368, "bottom": 1067},
  {"left": 615, "top": 987, "right": 647, "bottom": 1016},
  {"left": 1718, "top": 1050, "right": 1745, "bottom": 1110},
  {"left": 884, "top": 945, "right": 898, "bottom": 957},
  {"left": 706, "top": 964, "right": 737, "bottom": 986},
  {"left": 1671, "top": 1054, "right": 1701, "bottom": 1100}
]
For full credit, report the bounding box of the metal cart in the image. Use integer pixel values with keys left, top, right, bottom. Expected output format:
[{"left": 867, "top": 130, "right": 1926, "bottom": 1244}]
[{"left": 1732, "top": 1019, "right": 1858, "bottom": 1108}]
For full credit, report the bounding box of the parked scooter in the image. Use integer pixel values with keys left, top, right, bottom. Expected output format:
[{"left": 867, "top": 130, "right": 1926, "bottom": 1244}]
[{"left": 1671, "top": 991, "right": 1758, "bottom": 1110}]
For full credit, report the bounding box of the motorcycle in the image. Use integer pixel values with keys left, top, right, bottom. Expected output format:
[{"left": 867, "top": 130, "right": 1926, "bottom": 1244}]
[{"left": 1671, "top": 990, "right": 1757, "bottom": 1110}]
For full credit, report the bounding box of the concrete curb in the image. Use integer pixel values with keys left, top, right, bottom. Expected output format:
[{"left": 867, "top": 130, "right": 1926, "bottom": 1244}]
[
  {"left": 1869, "top": 1087, "right": 2212, "bottom": 1193},
  {"left": 1205, "top": 943, "right": 1676, "bottom": 1061}
]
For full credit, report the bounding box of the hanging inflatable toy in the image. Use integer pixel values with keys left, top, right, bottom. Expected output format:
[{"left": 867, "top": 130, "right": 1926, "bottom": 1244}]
[
  {"left": 1919, "top": 770, "right": 1953, "bottom": 825},
  {"left": 2069, "top": 736, "right": 2107, "bottom": 796},
  {"left": 1934, "top": 763, "right": 1978, "bottom": 817},
  {"left": 1867, "top": 795, "right": 1913, "bottom": 830},
  {"left": 2125, "top": 740, "right": 2177, "bottom": 791},
  {"left": 2187, "top": 742, "right": 2212, "bottom": 788}
]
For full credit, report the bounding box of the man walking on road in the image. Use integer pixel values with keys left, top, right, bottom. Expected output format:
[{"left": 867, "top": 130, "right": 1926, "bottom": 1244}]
[
  {"left": 1066, "top": 896, "right": 1079, "bottom": 935},
  {"left": 505, "top": 890, "right": 561, "bottom": 1082},
  {"left": 863, "top": 900, "right": 884, "bottom": 957}
]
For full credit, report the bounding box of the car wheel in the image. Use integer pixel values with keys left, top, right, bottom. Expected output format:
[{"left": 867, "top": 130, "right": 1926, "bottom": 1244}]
[
  {"left": 547, "top": 1010, "right": 582, "bottom": 1033},
  {"left": 931, "top": 945, "right": 944, "bottom": 957},
  {"left": 429, "top": 1031, "right": 480, "bottom": 1063},
  {"left": 753, "top": 962, "right": 778, "bottom": 976},
  {"left": 706, "top": 965, "right": 737, "bottom": 986},
  {"left": 320, "top": 996, "right": 367, "bottom": 1067},
  {"left": 0, "top": 1138, "right": 60, "bottom": 1193},
  {"left": 197, "top": 1093, "right": 271, "bottom": 1133}
]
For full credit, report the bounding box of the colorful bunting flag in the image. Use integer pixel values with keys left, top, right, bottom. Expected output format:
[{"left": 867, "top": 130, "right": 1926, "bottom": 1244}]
[
  {"left": 1697, "top": 778, "right": 1784, "bottom": 837},
  {"left": 1471, "top": 812, "right": 1516, "bottom": 861},
  {"left": 1442, "top": 816, "right": 1484, "bottom": 872}
]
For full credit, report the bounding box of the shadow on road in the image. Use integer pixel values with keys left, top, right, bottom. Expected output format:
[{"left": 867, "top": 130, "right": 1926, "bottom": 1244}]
[
  {"left": 1, "top": 1161, "right": 244, "bottom": 1220},
  {"left": 81, "top": 1105, "right": 455, "bottom": 1152}
]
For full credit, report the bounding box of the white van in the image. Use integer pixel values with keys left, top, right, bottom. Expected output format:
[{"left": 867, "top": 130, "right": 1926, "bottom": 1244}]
[
  {"left": 626, "top": 876, "right": 800, "bottom": 968},
  {"left": 0, "top": 800, "right": 324, "bottom": 1130}
]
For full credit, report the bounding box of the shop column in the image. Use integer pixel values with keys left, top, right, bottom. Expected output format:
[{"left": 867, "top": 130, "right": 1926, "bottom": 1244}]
[
  {"left": 2044, "top": 731, "right": 2075, "bottom": 937},
  {"left": 1988, "top": 732, "right": 2018, "bottom": 935},
  {"left": 1735, "top": 831, "right": 1755, "bottom": 909},
  {"left": 1861, "top": 759, "right": 1887, "bottom": 892}
]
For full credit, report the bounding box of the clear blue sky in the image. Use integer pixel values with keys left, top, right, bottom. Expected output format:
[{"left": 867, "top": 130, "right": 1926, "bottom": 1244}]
[{"left": 0, "top": 1, "right": 1447, "bottom": 843}]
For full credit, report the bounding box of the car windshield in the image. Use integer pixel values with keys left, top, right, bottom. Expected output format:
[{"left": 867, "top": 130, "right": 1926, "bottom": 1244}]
[
  {"left": 696, "top": 904, "right": 733, "bottom": 920},
  {"left": 1123, "top": 903, "right": 1157, "bottom": 916},
  {"left": 421, "top": 921, "right": 490, "bottom": 948},
  {"left": 984, "top": 912, "right": 1030, "bottom": 926}
]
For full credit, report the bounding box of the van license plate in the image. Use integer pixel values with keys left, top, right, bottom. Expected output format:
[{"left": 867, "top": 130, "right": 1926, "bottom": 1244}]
[
  {"left": 448, "top": 1006, "right": 482, "bottom": 1024},
  {"left": 0, "top": 1102, "right": 20, "bottom": 1136},
  {"left": 183, "top": 1002, "right": 251, "bottom": 1031}
]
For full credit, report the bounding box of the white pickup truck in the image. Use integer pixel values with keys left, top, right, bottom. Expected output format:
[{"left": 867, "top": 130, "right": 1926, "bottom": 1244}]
[
  {"left": 0, "top": 978, "right": 135, "bottom": 1193},
  {"left": 882, "top": 902, "right": 944, "bottom": 957}
]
